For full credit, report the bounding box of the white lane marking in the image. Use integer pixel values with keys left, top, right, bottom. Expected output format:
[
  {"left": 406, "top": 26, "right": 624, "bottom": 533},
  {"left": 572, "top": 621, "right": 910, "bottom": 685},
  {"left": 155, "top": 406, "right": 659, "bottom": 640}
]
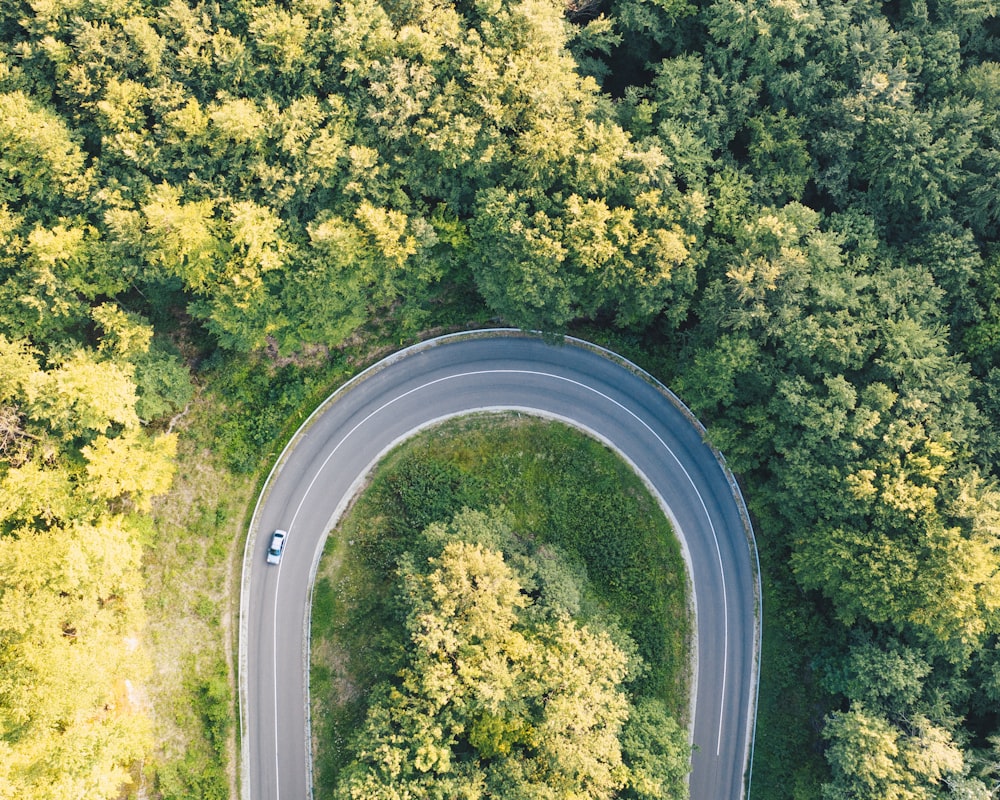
[
  {"left": 273, "top": 562, "right": 282, "bottom": 800},
  {"left": 271, "top": 367, "right": 733, "bottom": 791}
]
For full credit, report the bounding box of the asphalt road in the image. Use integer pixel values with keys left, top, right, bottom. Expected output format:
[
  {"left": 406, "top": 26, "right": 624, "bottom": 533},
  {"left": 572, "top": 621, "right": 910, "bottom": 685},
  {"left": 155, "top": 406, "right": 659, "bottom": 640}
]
[{"left": 240, "top": 331, "right": 760, "bottom": 800}]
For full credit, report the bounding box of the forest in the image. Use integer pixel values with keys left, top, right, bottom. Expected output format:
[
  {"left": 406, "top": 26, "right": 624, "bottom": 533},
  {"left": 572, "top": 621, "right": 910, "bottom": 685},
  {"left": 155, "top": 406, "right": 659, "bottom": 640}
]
[{"left": 1, "top": 0, "right": 1000, "bottom": 798}]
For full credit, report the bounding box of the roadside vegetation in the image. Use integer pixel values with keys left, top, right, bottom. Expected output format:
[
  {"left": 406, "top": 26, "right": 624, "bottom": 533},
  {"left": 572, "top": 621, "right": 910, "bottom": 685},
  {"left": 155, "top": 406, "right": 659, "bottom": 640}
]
[
  {"left": 140, "top": 328, "right": 445, "bottom": 799},
  {"left": 144, "top": 421, "right": 245, "bottom": 800},
  {"left": 2, "top": 0, "right": 1000, "bottom": 797},
  {"left": 310, "top": 414, "right": 691, "bottom": 798}
]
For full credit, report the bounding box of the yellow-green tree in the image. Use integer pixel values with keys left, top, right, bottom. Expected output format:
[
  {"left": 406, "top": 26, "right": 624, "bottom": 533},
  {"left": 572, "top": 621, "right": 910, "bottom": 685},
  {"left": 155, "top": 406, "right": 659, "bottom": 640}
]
[
  {"left": 336, "top": 510, "right": 690, "bottom": 799},
  {"left": 0, "top": 335, "right": 176, "bottom": 798}
]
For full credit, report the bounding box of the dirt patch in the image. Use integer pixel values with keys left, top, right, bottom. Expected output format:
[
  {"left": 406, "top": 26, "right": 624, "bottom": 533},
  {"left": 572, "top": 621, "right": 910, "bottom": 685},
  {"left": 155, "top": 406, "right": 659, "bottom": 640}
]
[
  {"left": 264, "top": 337, "right": 331, "bottom": 369},
  {"left": 313, "top": 638, "right": 361, "bottom": 709}
]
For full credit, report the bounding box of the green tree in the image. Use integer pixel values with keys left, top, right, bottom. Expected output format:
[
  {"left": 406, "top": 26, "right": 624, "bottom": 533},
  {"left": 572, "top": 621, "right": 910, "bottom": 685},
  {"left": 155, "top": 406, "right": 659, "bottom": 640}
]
[
  {"left": 0, "top": 92, "right": 91, "bottom": 220},
  {"left": 823, "top": 705, "right": 972, "bottom": 800},
  {"left": 621, "top": 698, "right": 691, "bottom": 800},
  {"left": 337, "top": 510, "right": 689, "bottom": 799},
  {"left": 141, "top": 183, "right": 220, "bottom": 291}
]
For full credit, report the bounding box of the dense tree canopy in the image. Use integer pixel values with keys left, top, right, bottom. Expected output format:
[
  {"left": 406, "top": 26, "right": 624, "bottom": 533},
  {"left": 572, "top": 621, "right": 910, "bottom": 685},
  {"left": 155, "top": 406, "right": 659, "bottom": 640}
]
[
  {"left": 336, "top": 508, "right": 690, "bottom": 800},
  {"left": 0, "top": 331, "right": 181, "bottom": 798},
  {"left": 3, "top": 0, "right": 1000, "bottom": 796}
]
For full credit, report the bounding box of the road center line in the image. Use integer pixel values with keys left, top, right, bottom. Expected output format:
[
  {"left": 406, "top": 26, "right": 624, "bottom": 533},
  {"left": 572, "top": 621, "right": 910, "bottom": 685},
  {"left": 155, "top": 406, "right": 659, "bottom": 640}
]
[{"left": 278, "top": 367, "right": 730, "bottom": 765}]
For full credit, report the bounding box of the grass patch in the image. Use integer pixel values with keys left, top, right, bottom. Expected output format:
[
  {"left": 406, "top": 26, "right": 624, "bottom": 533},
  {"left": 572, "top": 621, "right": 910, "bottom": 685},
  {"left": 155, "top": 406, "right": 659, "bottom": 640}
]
[
  {"left": 199, "top": 352, "right": 349, "bottom": 474},
  {"left": 142, "top": 396, "right": 254, "bottom": 800},
  {"left": 310, "top": 413, "right": 691, "bottom": 795}
]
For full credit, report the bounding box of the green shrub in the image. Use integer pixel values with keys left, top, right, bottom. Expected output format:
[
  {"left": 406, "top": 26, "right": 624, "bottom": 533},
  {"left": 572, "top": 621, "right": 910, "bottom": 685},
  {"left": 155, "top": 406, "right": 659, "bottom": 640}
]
[
  {"left": 311, "top": 415, "right": 691, "bottom": 794},
  {"left": 155, "top": 658, "right": 232, "bottom": 800},
  {"left": 203, "top": 356, "right": 315, "bottom": 472}
]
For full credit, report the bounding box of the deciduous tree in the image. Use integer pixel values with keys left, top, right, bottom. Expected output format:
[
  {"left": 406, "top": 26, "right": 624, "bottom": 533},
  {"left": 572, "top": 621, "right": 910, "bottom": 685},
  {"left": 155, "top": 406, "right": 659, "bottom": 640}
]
[{"left": 337, "top": 511, "right": 688, "bottom": 799}]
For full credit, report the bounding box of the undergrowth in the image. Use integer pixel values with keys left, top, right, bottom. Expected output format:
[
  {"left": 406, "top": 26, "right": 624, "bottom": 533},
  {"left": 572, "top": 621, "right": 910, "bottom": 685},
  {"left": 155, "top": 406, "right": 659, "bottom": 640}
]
[{"left": 310, "top": 413, "right": 691, "bottom": 795}]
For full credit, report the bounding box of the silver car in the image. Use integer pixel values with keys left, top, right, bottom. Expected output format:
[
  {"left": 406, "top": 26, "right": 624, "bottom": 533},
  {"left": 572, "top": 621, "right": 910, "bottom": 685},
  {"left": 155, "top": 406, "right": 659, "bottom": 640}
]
[{"left": 266, "top": 529, "right": 287, "bottom": 565}]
